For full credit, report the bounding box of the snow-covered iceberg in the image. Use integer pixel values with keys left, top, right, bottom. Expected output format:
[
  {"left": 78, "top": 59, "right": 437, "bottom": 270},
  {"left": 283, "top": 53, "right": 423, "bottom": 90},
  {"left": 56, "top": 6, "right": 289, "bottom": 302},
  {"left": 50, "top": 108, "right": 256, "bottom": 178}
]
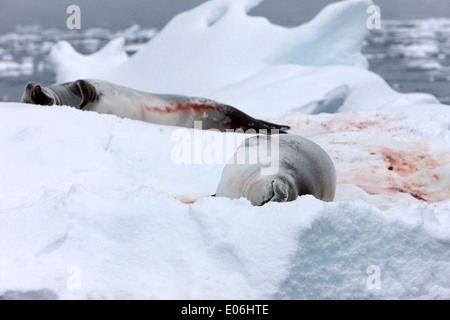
[
  {"left": 49, "top": 0, "right": 439, "bottom": 118},
  {"left": 1, "top": 0, "right": 449, "bottom": 300}
]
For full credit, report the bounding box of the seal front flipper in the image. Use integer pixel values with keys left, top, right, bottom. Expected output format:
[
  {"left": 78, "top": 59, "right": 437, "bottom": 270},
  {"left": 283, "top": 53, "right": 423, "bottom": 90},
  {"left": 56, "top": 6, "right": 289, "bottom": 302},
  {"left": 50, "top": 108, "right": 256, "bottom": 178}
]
[
  {"left": 60, "top": 79, "right": 99, "bottom": 109},
  {"left": 217, "top": 104, "right": 290, "bottom": 133}
]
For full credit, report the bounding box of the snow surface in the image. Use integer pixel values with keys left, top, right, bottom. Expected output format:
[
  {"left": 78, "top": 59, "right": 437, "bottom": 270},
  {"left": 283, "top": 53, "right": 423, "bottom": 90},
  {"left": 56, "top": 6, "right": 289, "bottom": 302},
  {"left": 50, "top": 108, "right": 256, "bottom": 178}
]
[{"left": 1, "top": 0, "right": 450, "bottom": 299}]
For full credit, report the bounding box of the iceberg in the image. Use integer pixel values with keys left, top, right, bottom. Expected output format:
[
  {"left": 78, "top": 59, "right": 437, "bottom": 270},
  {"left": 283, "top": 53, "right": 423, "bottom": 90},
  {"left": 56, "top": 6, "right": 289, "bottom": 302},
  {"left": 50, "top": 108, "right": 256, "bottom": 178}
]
[
  {"left": 49, "top": 38, "right": 128, "bottom": 84},
  {"left": 49, "top": 0, "right": 439, "bottom": 117}
]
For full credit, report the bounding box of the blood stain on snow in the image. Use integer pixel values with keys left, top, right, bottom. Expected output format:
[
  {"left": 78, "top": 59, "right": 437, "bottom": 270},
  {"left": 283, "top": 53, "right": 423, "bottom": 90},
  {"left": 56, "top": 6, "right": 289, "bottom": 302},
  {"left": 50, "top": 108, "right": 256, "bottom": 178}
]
[
  {"left": 352, "top": 148, "right": 448, "bottom": 202},
  {"left": 380, "top": 148, "right": 440, "bottom": 178},
  {"left": 327, "top": 117, "right": 381, "bottom": 132},
  {"left": 348, "top": 121, "right": 379, "bottom": 131},
  {"left": 387, "top": 186, "right": 427, "bottom": 202},
  {"left": 248, "top": 113, "right": 450, "bottom": 203},
  {"left": 337, "top": 145, "right": 450, "bottom": 203},
  {"left": 175, "top": 197, "right": 197, "bottom": 204}
]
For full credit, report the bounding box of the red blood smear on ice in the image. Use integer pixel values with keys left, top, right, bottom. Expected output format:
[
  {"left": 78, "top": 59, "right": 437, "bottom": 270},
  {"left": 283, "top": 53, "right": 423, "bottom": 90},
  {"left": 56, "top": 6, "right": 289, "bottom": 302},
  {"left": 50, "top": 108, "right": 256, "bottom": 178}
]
[
  {"left": 381, "top": 149, "right": 439, "bottom": 178},
  {"left": 386, "top": 186, "right": 427, "bottom": 202},
  {"left": 177, "top": 198, "right": 197, "bottom": 204},
  {"left": 338, "top": 148, "right": 448, "bottom": 203}
]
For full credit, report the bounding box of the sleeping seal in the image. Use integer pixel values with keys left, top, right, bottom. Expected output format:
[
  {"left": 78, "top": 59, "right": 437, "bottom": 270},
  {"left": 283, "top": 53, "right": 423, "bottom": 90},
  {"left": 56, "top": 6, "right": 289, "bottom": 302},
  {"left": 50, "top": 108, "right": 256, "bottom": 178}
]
[
  {"left": 20, "top": 79, "right": 290, "bottom": 132},
  {"left": 215, "top": 134, "right": 336, "bottom": 206}
]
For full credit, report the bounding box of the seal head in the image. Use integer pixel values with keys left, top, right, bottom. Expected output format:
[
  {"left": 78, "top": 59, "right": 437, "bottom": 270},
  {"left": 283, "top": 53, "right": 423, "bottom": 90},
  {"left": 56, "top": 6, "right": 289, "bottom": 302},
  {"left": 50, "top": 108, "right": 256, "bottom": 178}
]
[
  {"left": 21, "top": 80, "right": 98, "bottom": 109},
  {"left": 21, "top": 83, "right": 55, "bottom": 106}
]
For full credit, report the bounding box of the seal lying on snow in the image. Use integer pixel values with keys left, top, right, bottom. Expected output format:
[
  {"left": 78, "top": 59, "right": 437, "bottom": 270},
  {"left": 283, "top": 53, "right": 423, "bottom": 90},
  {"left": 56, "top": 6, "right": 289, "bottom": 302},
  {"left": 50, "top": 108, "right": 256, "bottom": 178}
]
[
  {"left": 215, "top": 134, "right": 336, "bottom": 206},
  {"left": 20, "top": 79, "right": 290, "bottom": 132}
]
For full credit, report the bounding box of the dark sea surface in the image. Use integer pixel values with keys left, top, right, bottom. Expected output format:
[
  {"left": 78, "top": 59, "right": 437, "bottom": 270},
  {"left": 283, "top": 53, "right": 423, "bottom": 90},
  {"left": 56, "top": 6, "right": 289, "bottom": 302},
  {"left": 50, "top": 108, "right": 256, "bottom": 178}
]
[
  {"left": 363, "top": 19, "right": 450, "bottom": 105},
  {"left": 0, "top": 19, "right": 449, "bottom": 105}
]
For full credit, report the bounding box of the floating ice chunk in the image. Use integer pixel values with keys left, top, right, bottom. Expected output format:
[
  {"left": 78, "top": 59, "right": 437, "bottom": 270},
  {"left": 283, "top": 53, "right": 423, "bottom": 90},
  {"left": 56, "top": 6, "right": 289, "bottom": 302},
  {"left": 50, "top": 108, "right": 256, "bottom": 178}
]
[
  {"left": 116, "top": 24, "right": 158, "bottom": 42},
  {"left": 0, "top": 57, "right": 33, "bottom": 77},
  {"left": 0, "top": 61, "right": 20, "bottom": 75},
  {"left": 403, "top": 43, "right": 440, "bottom": 58},
  {"left": 406, "top": 59, "right": 442, "bottom": 71},
  {"left": 83, "top": 28, "right": 113, "bottom": 39},
  {"left": 20, "top": 57, "right": 34, "bottom": 76}
]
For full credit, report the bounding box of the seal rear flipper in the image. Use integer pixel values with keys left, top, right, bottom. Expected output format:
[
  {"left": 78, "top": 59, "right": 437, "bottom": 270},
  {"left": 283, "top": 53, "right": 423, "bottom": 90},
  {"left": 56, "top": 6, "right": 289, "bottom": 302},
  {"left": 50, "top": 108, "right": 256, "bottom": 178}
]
[
  {"left": 77, "top": 80, "right": 99, "bottom": 109},
  {"left": 219, "top": 105, "right": 290, "bottom": 134}
]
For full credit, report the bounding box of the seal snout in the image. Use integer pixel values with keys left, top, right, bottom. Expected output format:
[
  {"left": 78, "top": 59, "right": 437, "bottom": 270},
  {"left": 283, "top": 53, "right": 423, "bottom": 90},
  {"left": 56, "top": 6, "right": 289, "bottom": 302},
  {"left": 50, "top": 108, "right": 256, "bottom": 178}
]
[
  {"left": 271, "top": 179, "right": 291, "bottom": 203},
  {"left": 248, "top": 177, "right": 291, "bottom": 206},
  {"left": 22, "top": 82, "right": 54, "bottom": 106}
]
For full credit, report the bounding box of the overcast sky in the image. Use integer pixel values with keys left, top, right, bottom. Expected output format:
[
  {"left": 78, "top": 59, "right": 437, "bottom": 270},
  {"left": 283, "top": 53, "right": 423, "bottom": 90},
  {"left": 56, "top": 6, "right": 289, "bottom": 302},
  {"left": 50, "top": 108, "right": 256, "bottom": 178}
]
[{"left": 1, "top": 0, "right": 450, "bottom": 33}]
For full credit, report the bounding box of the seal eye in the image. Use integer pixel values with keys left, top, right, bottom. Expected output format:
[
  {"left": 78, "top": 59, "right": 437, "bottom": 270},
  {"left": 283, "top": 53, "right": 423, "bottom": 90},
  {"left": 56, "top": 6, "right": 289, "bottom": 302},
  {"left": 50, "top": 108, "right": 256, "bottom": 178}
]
[{"left": 31, "top": 85, "right": 53, "bottom": 106}]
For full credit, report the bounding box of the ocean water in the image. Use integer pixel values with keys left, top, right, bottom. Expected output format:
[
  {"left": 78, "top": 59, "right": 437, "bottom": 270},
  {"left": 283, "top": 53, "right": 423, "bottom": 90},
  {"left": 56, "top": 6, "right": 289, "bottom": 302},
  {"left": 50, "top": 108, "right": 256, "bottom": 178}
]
[
  {"left": 363, "top": 19, "right": 450, "bottom": 105},
  {"left": 0, "top": 20, "right": 449, "bottom": 105},
  {"left": 0, "top": 25, "right": 156, "bottom": 102}
]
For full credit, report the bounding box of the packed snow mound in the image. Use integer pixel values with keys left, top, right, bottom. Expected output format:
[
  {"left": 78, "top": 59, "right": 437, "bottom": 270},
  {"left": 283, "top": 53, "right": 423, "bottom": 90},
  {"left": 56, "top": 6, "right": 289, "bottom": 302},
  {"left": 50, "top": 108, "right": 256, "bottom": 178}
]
[{"left": 0, "top": 102, "right": 449, "bottom": 299}]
